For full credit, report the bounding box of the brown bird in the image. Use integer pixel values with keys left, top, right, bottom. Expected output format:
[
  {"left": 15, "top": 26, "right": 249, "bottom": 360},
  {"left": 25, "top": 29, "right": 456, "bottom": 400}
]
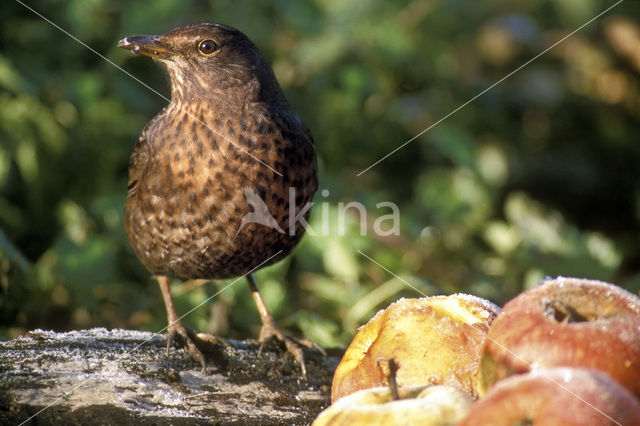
[{"left": 118, "top": 23, "right": 318, "bottom": 376}]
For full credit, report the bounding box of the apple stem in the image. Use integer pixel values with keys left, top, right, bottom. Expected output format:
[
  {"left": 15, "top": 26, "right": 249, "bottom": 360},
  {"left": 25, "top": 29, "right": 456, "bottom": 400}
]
[
  {"left": 543, "top": 300, "right": 589, "bottom": 323},
  {"left": 387, "top": 359, "right": 400, "bottom": 400}
]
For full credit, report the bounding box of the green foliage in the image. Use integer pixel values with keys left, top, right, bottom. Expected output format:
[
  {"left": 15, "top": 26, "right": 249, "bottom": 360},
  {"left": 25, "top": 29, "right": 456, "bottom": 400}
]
[{"left": 1, "top": 0, "right": 640, "bottom": 345}]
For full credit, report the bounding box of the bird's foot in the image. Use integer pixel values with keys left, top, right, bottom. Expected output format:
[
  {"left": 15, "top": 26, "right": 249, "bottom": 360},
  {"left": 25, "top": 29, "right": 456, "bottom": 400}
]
[
  {"left": 166, "top": 323, "right": 228, "bottom": 374},
  {"left": 257, "top": 316, "right": 326, "bottom": 379}
]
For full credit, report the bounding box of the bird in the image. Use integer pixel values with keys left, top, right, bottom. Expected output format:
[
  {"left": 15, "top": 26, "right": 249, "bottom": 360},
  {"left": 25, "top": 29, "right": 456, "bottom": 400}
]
[{"left": 118, "top": 22, "right": 318, "bottom": 376}]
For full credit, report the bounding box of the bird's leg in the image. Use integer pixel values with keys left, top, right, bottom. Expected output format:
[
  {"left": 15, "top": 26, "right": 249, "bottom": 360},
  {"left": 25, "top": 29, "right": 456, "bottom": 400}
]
[
  {"left": 247, "top": 274, "right": 325, "bottom": 378},
  {"left": 157, "top": 275, "right": 207, "bottom": 373}
]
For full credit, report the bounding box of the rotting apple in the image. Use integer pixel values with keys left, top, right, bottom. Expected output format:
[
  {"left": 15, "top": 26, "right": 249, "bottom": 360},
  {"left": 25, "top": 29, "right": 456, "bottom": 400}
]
[
  {"left": 459, "top": 367, "right": 640, "bottom": 426},
  {"left": 477, "top": 276, "right": 640, "bottom": 398},
  {"left": 314, "top": 384, "right": 473, "bottom": 426},
  {"left": 331, "top": 294, "right": 500, "bottom": 403}
]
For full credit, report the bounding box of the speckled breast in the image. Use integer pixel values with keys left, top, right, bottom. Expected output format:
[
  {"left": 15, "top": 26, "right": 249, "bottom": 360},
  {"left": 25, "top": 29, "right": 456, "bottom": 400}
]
[{"left": 124, "top": 103, "right": 317, "bottom": 279}]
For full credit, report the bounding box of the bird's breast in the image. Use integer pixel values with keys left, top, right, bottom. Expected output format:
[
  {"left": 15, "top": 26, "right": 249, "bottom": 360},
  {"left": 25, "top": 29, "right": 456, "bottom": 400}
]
[{"left": 124, "top": 104, "right": 317, "bottom": 279}]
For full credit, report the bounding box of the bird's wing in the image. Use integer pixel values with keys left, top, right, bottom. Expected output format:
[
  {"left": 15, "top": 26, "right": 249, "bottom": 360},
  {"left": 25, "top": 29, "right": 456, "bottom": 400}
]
[{"left": 127, "top": 108, "right": 167, "bottom": 196}]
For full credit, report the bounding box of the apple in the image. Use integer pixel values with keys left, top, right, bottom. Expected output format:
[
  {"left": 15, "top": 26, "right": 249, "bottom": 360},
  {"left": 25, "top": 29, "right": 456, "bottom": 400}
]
[
  {"left": 477, "top": 277, "right": 640, "bottom": 398},
  {"left": 331, "top": 294, "right": 500, "bottom": 402},
  {"left": 459, "top": 367, "right": 640, "bottom": 426},
  {"left": 314, "top": 384, "right": 473, "bottom": 426}
]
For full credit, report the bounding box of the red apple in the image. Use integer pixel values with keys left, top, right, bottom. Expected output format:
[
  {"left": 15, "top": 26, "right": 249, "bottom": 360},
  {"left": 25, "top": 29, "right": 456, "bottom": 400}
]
[
  {"left": 459, "top": 367, "right": 640, "bottom": 426},
  {"left": 332, "top": 294, "right": 499, "bottom": 402},
  {"left": 477, "top": 277, "right": 640, "bottom": 398}
]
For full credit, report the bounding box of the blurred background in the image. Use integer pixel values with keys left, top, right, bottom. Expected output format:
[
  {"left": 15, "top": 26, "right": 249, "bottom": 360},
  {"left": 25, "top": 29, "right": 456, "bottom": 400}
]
[{"left": 1, "top": 0, "right": 639, "bottom": 347}]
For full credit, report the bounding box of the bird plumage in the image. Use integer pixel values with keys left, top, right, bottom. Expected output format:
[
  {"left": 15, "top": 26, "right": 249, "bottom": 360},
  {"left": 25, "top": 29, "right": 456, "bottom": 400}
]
[
  {"left": 119, "top": 22, "right": 318, "bottom": 375},
  {"left": 122, "top": 22, "right": 317, "bottom": 280}
]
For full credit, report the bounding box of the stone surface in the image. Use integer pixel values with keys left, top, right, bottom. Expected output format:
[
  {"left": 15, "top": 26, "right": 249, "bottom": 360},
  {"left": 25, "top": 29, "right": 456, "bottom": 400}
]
[{"left": 0, "top": 328, "right": 340, "bottom": 425}]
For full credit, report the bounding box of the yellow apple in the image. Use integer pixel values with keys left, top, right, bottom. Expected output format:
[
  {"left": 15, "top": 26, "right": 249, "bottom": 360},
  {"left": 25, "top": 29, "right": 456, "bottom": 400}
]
[
  {"left": 332, "top": 294, "right": 499, "bottom": 402},
  {"left": 314, "top": 384, "right": 473, "bottom": 426}
]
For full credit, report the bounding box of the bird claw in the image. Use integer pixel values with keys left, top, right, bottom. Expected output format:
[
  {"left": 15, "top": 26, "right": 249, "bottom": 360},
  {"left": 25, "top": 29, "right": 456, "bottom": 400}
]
[
  {"left": 257, "top": 319, "right": 325, "bottom": 379},
  {"left": 166, "top": 323, "right": 208, "bottom": 374}
]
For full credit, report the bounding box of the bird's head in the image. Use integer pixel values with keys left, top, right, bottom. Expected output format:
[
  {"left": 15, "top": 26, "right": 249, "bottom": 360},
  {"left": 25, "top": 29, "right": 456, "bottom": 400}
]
[{"left": 118, "top": 23, "right": 285, "bottom": 106}]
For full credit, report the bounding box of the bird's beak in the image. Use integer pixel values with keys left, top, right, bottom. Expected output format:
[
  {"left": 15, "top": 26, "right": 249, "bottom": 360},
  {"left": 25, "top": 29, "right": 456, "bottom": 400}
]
[{"left": 118, "top": 35, "right": 178, "bottom": 60}]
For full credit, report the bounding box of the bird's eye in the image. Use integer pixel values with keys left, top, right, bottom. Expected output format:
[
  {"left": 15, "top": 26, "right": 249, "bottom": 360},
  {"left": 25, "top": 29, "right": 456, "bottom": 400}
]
[{"left": 197, "top": 39, "right": 219, "bottom": 56}]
